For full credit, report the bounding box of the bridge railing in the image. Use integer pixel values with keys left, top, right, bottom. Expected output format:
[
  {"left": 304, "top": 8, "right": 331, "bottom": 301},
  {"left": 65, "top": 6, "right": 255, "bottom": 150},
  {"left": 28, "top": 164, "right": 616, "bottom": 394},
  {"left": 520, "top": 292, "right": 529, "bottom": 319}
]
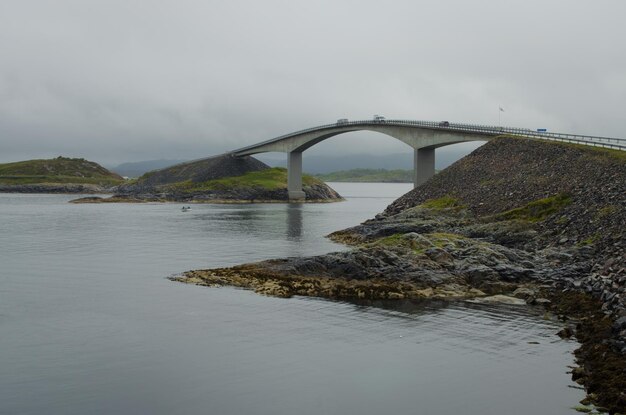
[
  {"left": 434, "top": 121, "right": 626, "bottom": 151},
  {"left": 233, "top": 119, "right": 626, "bottom": 154},
  {"left": 444, "top": 121, "right": 626, "bottom": 144}
]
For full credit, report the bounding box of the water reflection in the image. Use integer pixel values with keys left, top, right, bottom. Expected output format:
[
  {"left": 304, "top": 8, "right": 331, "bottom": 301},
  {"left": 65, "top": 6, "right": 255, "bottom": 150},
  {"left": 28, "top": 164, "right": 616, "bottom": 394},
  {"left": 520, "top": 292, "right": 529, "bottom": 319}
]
[
  {"left": 286, "top": 203, "right": 303, "bottom": 240},
  {"left": 191, "top": 204, "right": 305, "bottom": 242}
]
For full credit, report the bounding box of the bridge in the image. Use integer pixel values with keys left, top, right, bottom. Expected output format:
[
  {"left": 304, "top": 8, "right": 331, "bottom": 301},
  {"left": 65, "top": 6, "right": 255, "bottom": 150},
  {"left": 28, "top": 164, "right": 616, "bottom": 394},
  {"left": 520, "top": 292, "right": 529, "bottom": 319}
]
[{"left": 232, "top": 119, "right": 626, "bottom": 200}]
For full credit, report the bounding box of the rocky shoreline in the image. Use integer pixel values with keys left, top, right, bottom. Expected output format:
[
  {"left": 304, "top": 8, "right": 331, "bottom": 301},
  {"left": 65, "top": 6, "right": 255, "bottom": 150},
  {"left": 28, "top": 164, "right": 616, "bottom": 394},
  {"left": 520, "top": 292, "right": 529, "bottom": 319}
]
[
  {"left": 70, "top": 182, "right": 343, "bottom": 204},
  {"left": 174, "top": 203, "right": 587, "bottom": 300},
  {"left": 173, "top": 137, "right": 626, "bottom": 413},
  {"left": 71, "top": 195, "right": 343, "bottom": 204}
]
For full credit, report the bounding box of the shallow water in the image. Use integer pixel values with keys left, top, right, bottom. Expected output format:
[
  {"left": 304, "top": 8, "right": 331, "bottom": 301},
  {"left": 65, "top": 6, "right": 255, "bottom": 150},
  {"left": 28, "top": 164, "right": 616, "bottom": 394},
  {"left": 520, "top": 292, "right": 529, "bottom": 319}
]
[{"left": 0, "top": 184, "right": 583, "bottom": 415}]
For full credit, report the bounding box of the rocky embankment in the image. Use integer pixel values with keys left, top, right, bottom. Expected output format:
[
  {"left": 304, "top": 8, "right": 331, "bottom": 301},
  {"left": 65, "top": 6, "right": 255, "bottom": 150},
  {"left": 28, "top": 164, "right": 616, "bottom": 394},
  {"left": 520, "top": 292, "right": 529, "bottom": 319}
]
[
  {"left": 73, "top": 153, "right": 342, "bottom": 203},
  {"left": 382, "top": 138, "right": 626, "bottom": 326},
  {"left": 174, "top": 137, "right": 626, "bottom": 413}
]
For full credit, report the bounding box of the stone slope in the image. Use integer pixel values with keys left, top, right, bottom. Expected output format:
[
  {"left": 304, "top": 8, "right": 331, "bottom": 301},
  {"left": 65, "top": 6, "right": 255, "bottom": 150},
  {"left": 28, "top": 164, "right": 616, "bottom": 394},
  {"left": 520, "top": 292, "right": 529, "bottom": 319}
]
[
  {"left": 383, "top": 137, "right": 626, "bottom": 313},
  {"left": 386, "top": 137, "right": 625, "bottom": 251}
]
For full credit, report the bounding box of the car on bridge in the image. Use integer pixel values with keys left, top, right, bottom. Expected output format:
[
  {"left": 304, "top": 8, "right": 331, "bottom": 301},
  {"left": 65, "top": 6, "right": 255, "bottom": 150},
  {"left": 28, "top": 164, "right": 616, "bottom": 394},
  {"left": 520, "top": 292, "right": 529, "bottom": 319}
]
[
  {"left": 373, "top": 115, "right": 386, "bottom": 123},
  {"left": 438, "top": 121, "right": 450, "bottom": 127},
  {"left": 336, "top": 118, "right": 349, "bottom": 125}
]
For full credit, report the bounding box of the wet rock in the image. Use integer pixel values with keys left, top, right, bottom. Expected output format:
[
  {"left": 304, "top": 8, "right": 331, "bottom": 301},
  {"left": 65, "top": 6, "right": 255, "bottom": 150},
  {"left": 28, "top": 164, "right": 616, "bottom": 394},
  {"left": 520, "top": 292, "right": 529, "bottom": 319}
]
[
  {"left": 462, "top": 265, "right": 499, "bottom": 285},
  {"left": 615, "top": 316, "right": 626, "bottom": 330},
  {"left": 512, "top": 287, "right": 536, "bottom": 298},
  {"left": 557, "top": 326, "right": 575, "bottom": 339}
]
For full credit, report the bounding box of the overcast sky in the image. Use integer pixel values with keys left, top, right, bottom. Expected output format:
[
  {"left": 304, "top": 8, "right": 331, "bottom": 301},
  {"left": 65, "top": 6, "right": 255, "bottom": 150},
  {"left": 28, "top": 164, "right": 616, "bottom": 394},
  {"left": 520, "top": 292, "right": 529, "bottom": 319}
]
[{"left": 1, "top": 0, "right": 625, "bottom": 164}]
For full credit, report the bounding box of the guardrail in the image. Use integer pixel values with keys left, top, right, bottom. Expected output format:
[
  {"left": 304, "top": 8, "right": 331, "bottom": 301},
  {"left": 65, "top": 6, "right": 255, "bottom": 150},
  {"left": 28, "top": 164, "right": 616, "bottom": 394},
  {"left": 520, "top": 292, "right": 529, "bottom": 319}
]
[{"left": 233, "top": 119, "right": 626, "bottom": 153}]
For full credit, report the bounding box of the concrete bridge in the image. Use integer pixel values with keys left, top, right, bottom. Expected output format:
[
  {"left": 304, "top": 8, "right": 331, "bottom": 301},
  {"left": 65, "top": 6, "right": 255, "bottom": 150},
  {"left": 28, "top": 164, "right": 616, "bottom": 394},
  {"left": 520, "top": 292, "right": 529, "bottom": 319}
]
[{"left": 232, "top": 119, "right": 626, "bottom": 200}]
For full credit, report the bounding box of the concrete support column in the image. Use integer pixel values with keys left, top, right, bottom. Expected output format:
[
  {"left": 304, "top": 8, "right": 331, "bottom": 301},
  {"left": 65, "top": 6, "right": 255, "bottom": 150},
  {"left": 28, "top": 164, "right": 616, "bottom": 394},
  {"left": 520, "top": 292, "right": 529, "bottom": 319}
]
[
  {"left": 414, "top": 147, "right": 435, "bottom": 188},
  {"left": 287, "top": 151, "right": 306, "bottom": 201}
]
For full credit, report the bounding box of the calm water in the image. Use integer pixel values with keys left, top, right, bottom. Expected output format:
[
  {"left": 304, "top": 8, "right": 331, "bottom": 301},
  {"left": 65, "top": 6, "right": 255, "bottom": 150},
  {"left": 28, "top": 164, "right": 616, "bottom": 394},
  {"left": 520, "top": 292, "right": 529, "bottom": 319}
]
[{"left": 0, "top": 183, "right": 583, "bottom": 415}]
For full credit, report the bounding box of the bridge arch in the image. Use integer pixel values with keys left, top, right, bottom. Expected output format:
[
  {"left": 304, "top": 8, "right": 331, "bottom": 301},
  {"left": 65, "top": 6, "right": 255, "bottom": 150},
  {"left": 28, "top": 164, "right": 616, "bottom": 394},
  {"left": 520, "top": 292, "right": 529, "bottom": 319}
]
[
  {"left": 233, "top": 120, "right": 492, "bottom": 200},
  {"left": 231, "top": 119, "right": 626, "bottom": 200},
  {"left": 234, "top": 123, "right": 490, "bottom": 155}
]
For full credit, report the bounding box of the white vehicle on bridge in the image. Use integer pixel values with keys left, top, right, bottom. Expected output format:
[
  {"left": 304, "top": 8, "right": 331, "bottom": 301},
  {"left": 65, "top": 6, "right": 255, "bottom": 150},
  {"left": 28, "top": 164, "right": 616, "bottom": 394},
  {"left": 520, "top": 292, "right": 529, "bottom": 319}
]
[
  {"left": 336, "top": 118, "right": 349, "bottom": 125},
  {"left": 373, "top": 115, "right": 386, "bottom": 123}
]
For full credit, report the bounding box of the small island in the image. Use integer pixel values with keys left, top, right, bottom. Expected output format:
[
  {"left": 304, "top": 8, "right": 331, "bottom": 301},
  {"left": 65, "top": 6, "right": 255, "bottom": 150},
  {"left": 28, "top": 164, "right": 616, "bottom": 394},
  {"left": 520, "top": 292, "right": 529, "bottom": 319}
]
[
  {"left": 72, "top": 153, "right": 342, "bottom": 203},
  {"left": 0, "top": 156, "right": 124, "bottom": 193}
]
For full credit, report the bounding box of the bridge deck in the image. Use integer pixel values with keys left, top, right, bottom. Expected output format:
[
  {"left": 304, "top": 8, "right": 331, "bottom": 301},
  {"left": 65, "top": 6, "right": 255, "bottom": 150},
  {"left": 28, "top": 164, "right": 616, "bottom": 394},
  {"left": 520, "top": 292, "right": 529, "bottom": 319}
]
[
  {"left": 233, "top": 119, "right": 626, "bottom": 155},
  {"left": 228, "top": 119, "right": 626, "bottom": 200}
]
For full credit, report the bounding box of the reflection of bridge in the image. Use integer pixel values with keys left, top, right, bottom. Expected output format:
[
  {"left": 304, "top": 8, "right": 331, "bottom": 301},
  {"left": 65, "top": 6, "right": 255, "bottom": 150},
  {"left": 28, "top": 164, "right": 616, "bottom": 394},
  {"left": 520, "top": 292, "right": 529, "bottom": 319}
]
[{"left": 232, "top": 119, "right": 626, "bottom": 200}]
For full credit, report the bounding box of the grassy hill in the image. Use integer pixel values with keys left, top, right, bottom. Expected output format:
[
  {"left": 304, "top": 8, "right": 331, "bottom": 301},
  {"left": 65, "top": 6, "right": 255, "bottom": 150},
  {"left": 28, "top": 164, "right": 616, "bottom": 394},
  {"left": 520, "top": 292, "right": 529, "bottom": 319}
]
[
  {"left": 114, "top": 154, "right": 342, "bottom": 202},
  {"left": 315, "top": 168, "right": 413, "bottom": 183},
  {"left": 0, "top": 157, "right": 124, "bottom": 186},
  {"left": 171, "top": 167, "right": 322, "bottom": 192}
]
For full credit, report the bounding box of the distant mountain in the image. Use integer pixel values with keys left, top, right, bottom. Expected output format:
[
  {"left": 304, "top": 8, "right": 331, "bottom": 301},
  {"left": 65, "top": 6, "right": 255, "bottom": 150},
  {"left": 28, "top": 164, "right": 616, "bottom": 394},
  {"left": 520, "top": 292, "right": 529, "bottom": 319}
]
[
  {"left": 256, "top": 145, "right": 483, "bottom": 174},
  {"left": 109, "top": 143, "right": 483, "bottom": 177},
  {"left": 108, "top": 159, "right": 187, "bottom": 178}
]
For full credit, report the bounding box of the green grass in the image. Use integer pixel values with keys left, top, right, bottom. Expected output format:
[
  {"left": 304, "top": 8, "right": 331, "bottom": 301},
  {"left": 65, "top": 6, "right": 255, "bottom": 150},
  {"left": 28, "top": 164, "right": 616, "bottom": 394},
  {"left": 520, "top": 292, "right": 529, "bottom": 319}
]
[
  {"left": 497, "top": 193, "right": 572, "bottom": 222},
  {"left": 377, "top": 233, "right": 410, "bottom": 247},
  {"left": 375, "top": 232, "right": 468, "bottom": 254},
  {"left": 419, "top": 195, "right": 465, "bottom": 210},
  {"left": 171, "top": 168, "right": 322, "bottom": 192},
  {"left": 597, "top": 205, "right": 618, "bottom": 218},
  {"left": 578, "top": 235, "right": 600, "bottom": 247}
]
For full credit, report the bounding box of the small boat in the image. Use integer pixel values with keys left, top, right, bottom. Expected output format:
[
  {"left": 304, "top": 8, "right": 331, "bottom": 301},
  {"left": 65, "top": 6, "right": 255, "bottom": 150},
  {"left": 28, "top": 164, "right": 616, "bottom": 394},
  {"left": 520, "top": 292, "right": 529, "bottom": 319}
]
[{"left": 181, "top": 206, "right": 192, "bottom": 212}]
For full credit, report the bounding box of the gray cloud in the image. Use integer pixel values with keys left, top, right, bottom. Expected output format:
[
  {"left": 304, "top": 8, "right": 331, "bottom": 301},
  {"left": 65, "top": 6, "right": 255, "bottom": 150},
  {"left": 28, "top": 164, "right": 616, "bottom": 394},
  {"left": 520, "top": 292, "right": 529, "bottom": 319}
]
[{"left": 1, "top": 0, "right": 625, "bottom": 164}]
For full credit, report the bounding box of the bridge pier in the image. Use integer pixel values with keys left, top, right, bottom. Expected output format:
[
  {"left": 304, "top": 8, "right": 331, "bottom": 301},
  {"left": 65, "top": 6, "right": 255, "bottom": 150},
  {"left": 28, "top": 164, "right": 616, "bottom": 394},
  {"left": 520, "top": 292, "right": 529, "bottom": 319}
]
[
  {"left": 287, "top": 151, "right": 306, "bottom": 201},
  {"left": 414, "top": 147, "right": 435, "bottom": 188}
]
